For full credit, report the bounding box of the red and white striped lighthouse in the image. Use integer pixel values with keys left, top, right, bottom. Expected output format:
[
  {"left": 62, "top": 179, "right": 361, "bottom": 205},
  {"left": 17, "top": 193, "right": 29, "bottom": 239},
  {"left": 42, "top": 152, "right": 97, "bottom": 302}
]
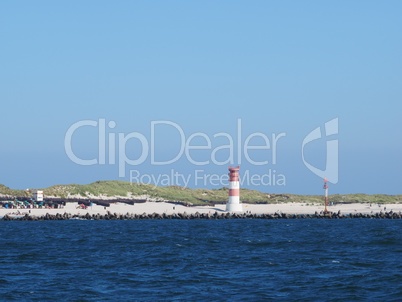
[
  {"left": 323, "top": 177, "right": 329, "bottom": 213},
  {"left": 226, "top": 166, "right": 243, "bottom": 212}
]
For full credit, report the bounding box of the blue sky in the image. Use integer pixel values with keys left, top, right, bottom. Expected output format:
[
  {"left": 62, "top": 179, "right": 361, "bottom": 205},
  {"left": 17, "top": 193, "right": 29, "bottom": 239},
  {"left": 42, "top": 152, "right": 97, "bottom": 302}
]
[{"left": 1, "top": 1, "right": 401, "bottom": 194}]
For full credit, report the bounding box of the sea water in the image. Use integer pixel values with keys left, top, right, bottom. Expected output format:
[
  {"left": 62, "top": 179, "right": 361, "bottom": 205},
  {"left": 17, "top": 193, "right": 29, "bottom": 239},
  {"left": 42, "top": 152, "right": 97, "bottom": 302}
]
[{"left": 0, "top": 219, "right": 401, "bottom": 301}]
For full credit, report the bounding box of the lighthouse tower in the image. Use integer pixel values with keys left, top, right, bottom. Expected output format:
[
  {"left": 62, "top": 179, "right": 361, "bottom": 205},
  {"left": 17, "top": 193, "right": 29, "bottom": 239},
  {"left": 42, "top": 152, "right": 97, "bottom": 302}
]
[
  {"left": 226, "top": 166, "right": 243, "bottom": 212},
  {"left": 323, "top": 177, "right": 329, "bottom": 213}
]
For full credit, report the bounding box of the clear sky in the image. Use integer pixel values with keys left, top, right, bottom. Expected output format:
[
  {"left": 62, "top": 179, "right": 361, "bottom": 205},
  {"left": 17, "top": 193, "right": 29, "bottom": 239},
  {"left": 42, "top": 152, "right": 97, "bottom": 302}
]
[{"left": 1, "top": 1, "right": 401, "bottom": 195}]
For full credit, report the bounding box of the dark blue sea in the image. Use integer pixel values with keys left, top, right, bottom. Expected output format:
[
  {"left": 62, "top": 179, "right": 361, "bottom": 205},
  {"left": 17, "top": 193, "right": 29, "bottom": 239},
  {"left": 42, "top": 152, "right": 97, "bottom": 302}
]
[{"left": 0, "top": 220, "right": 401, "bottom": 301}]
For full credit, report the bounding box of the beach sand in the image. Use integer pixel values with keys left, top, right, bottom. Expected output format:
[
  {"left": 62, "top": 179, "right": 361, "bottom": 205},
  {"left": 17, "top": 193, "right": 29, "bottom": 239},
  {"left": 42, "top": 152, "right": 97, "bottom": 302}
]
[{"left": 1, "top": 201, "right": 401, "bottom": 218}]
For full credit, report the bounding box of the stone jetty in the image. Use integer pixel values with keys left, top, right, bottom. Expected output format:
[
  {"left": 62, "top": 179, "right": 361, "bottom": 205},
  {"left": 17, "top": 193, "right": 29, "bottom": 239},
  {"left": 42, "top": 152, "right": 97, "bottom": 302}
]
[{"left": 1, "top": 211, "right": 402, "bottom": 221}]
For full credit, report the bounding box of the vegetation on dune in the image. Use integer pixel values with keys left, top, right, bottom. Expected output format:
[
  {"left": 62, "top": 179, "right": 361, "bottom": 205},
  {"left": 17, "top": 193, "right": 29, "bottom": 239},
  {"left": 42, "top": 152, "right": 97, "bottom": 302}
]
[
  {"left": 0, "top": 184, "right": 25, "bottom": 197},
  {"left": 328, "top": 193, "right": 402, "bottom": 204},
  {"left": 42, "top": 181, "right": 274, "bottom": 204},
  {"left": 0, "top": 181, "right": 401, "bottom": 205}
]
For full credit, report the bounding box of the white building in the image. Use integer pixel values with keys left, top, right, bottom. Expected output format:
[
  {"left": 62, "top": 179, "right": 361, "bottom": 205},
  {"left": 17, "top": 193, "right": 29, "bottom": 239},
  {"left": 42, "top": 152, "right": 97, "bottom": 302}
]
[{"left": 32, "top": 190, "right": 44, "bottom": 202}]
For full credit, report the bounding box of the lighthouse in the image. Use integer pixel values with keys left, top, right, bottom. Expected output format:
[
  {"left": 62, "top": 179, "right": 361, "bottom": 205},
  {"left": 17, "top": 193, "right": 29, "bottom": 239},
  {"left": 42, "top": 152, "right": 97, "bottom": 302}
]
[
  {"left": 226, "top": 166, "right": 243, "bottom": 212},
  {"left": 323, "top": 177, "right": 329, "bottom": 213}
]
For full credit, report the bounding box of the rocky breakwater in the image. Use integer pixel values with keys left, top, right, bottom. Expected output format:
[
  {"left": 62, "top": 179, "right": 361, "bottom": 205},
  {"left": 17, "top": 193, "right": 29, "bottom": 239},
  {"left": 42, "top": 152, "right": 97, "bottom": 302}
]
[{"left": 1, "top": 211, "right": 402, "bottom": 221}]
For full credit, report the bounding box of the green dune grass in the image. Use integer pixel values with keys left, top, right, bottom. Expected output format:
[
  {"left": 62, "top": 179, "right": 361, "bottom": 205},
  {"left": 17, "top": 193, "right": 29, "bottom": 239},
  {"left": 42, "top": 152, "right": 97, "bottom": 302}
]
[{"left": 0, "top": 181, "right": 400, "bottom": 205}]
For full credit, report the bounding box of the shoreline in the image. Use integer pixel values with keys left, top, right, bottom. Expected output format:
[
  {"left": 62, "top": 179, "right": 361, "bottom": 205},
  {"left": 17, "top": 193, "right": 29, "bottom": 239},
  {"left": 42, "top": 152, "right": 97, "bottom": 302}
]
[{"left": 1, "top": 202, "right": 402, "bottom": 220}]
